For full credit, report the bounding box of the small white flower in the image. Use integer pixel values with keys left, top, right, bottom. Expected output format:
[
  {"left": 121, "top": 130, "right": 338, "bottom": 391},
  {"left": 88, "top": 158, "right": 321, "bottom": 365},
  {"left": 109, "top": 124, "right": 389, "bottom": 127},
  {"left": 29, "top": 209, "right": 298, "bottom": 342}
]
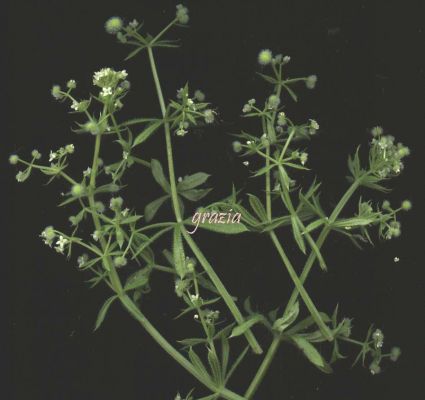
[
  {"left": 394, "top": 257, "right": 400, "bottom": 263},
  {"left": 122, "top": 151, "right": 129, "bottom": 160},
  {"left": 177, "top": 176, "right": 183, "bottom": 183},
  {"left": 243, "top": 161, "right": 249, "bottom": 166},
  {"left": 176, "top": 128, "right": 187, "bottom": 137},
  {"left": 77, "top": 254, "right": 88, "bottom": 268},
  {"left": 246, "top": 140, "right": 252, "bottom": 145},
  {"left": 190, "top": 294, "right": 200, "bottom": 303},
  {"left": 54, "top": 235, "right": 69, "bottom": 254},
  {"left": 83, "top": 167, "right": 91, "bottom": 177},
  {"left": 121, "top": 208, "right": 130, "bottom": 217},
  {"left": 100, "top": 87, "right": 113, "bottom": 97},
  {"left": 91, "top": 231, "right": 100, "bottom": 241},
  {"left": 300, "top": 152, "right": 308, "bottom": 166},
  {"left": 310, "top": 119, "right": 320, "bottom": 130},
  {"left": 194, "top": 314, "right": 199, "bottom": 320},
  {"left": 49, "top": 151, "right": 57, "bottom": 162},
  {"left": 71, "top": 101, "right": 79, "bottom": 111},
  {"left": 128, "top": 19, "right": 138, "bottom": 28},
  {"left": 119, "top": 69, "right": 128, "bottom": 78}
]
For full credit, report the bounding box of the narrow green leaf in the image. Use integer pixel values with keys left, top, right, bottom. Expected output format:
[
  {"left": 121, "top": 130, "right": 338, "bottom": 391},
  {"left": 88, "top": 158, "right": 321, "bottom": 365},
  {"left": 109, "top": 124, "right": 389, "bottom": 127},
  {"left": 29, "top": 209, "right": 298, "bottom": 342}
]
[
  {"left": 125, "top": 46, "right": 144, "bottom": 61},
  {"left": 207, "top": 348, "right": 223, "bottom": 385},
  {"left": 177, "top": 172, "right": 210, "bottom": 191},
  {"left": 286, "top": 313, "right": 331, "bottom": 335},
  {"left": 178, "top": 338, "right": 208, "bottom": 348},
  {"left": 248, "top": 194, "right": 268, "bottom": 221},
  {"left": 273, "top": 301, "right": 299, "bottom": 333},
  {"left": 131, "top": 227, "right": 172, "bottom": 259},
  {"left": 186, "top": 220, "right": 249, "bottom": 235},
  {"left": 188, "top": 347, "right": 210, "bottom": 379},
  {"left": 173, "top": 225, "right": 187, "bottom": 278},
  {"left": 179, "top": 188, "right": 212, "bottom": 202},
  {"left": 291, "top": 216, "right": 306, "bottom": 254},
  {"left": 132, "top": 120, "right": 163, "bottom": 147},
  {"left": 124, "top": 268, "right": 150, "bottom": 291},
  {"left": 292, "top": 336, "right": 333, "bottom": 373},
  {"left": 94, "top": 295, "right": 118, "bottom": 331},
  {"left": 144, "top": 195, "right": 169, "bottom": 222},
  {"left": 150, "top": 159, "right": 171, "bottom": 193},
  {"left": 230, "top": 315, "right": 264, "bottom": 338}
]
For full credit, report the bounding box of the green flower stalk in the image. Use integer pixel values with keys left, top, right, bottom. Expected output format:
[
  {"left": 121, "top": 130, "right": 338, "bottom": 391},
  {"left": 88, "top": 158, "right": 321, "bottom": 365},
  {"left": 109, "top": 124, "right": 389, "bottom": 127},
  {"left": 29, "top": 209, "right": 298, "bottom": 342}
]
[{"left": 9, "top": 5, "right": 411, "bottom": 399}]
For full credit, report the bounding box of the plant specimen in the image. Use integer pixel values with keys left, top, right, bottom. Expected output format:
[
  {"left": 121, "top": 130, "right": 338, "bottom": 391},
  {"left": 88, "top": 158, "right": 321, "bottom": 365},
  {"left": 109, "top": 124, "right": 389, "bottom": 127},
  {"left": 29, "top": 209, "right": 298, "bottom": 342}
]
[{"left": 9, "top": 5, "right": 411, "bottom": 399}]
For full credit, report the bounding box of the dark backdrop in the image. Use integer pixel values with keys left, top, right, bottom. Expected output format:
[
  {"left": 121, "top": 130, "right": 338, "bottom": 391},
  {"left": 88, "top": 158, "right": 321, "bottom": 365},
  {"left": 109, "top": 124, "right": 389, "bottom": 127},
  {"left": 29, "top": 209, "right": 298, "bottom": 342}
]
[{"left": 4, "top": 1, "right": 424, "bottom": 399}]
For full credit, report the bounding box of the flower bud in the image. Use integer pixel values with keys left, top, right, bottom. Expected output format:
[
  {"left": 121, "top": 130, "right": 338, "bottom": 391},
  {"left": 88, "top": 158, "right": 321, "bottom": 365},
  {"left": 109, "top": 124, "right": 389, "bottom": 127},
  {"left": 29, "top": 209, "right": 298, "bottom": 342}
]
[
  {"left": 204, "top": 109, "right": 215, "bottom": 124},
  {"left": 9, "top": 154, "right": 19, "bottom": 165},
  {"left": 369, "top": 361, "right": 381, "bottom": 375},
  {"left": 66, "top": 80, "right": 76, "bottom": 89},
  {"left": 110, "top": 196, "right": 123, "bottom": 210},
  {"left": 51, "top": 85, "right": 63, "bottom": 99},
  {"left": 65, "top": 144, "right": 75, "bottom": 154},
  {"left": 232, "top": 141, "right": 242, "bottom": 153},
  {"left": 382, "top": 200, "right": 391, "bottom": 210},
  {"left": 194, "top": 89, "right": 205, "bottom": 102},
  {"left": 71, "top": 184, "right": 85, "bottom": 197},
  {"left": 401, "top": 200, "right": 412, "bottom": 211},
  {"left": 114, "top": 256, "right": 127, "bottom": 267},
  {"left": 105, "top": 17, "right": 123, "bottom": 34},
  {"left": 267, "top": 94, "right": 280, "bottom": 109},
  {"left": 305, "top": 75, "right": 317, "bottom": 89},
  {"left": 390, "top": 347, "right": 401, "bottom": 362},
  {"left": 176, "top": 4, "right": 189, "bottom": 24},
  {"left": 258, "top": 49, "right": 273, "bottom": 65},
  {"left": 95, "top": 201, "right": 105, "bottom": 213},
  {"left": 371, "top": 126, "right": 384, "bottom": 137},
  {"left": 31, "top": 149, "right": 42, "bottom": 159}
]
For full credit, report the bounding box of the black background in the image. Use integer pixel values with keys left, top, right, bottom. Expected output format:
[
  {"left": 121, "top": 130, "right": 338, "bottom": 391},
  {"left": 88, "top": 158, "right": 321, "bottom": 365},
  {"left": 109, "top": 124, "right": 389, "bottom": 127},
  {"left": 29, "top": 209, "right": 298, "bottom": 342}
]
[{"left": 4, "top": 1, "right": 424, "bottom": 399}]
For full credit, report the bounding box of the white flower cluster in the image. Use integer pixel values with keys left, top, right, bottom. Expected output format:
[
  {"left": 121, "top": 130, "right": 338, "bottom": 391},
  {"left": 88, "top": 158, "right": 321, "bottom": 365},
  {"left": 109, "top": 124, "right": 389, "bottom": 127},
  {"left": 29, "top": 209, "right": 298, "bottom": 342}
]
[
  {"left": 370, "top": 128, "right": 410, "bottom": 178},
  {"left": 49, "top": 144, "right": 75, "bottom": 163},
  {"left": 92, "top": 68, "right": 129, "bottom": 98}
]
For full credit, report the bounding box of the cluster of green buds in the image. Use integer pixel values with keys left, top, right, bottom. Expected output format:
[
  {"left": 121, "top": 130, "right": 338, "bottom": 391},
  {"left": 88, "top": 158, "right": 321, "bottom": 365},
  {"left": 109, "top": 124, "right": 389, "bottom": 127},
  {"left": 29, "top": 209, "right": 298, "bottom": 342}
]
[
  {"left": 370, "top": 126, "right": 410, "bottom": 179},
  {"left": 351, "top": 326, "right": 402, "bottom": 375},
  {"left": 9, "top": 144, "right": 75, "bottom": 183},
  {"left": 169, "top": 85, "right": 216, "bottom": 136}
]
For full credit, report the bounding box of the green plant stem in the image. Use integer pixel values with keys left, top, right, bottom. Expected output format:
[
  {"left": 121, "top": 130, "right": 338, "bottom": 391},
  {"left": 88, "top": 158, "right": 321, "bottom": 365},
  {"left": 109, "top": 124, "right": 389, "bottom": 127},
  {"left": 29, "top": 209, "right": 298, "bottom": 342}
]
[
  {"left": 265, "top": 143, "right": 272, "bottom": 220},
  {"left": 244, "top": 336, "right": 280, "bottom": 399},
  {"left": 147, "top": 46, "right": 263, "bottom": 355},
  {"left": 284, "top": 178, "right": 362, "bottom": 313},
  {"left": 181, "top": 228, "right": 262, "bottom": 355},
  {"left": 88, "top": 133, "right": 123, "bottom": 293},
  {"left": 147, "top": 46, "right": 182, "bottom": 221},
  {"left": 85, "top": 135, "right": 244, "bottom": 400},
  {"left": 264, "top": 122, "right": 331, "bottom": 340},
  {"left": 120, "top": 295, "right": 246, "bottom": 400},
  {"left": 269, "top": 230, "right": 333, "bottom": 341}
]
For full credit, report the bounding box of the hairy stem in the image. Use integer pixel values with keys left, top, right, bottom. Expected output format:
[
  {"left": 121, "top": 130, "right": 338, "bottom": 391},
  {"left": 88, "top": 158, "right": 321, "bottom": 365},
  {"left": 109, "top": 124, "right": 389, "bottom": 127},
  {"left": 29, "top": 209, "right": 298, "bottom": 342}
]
[{"left": 147, "top": 46, "right": 263, "bottom": 355}]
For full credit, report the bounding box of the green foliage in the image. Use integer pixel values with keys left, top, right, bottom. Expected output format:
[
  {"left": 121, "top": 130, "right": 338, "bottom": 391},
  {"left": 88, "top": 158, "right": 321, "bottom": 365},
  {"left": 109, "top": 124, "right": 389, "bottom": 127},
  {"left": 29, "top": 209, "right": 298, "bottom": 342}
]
[{"left": 9, "top": 5, "right": 411, "bottom": 400}]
